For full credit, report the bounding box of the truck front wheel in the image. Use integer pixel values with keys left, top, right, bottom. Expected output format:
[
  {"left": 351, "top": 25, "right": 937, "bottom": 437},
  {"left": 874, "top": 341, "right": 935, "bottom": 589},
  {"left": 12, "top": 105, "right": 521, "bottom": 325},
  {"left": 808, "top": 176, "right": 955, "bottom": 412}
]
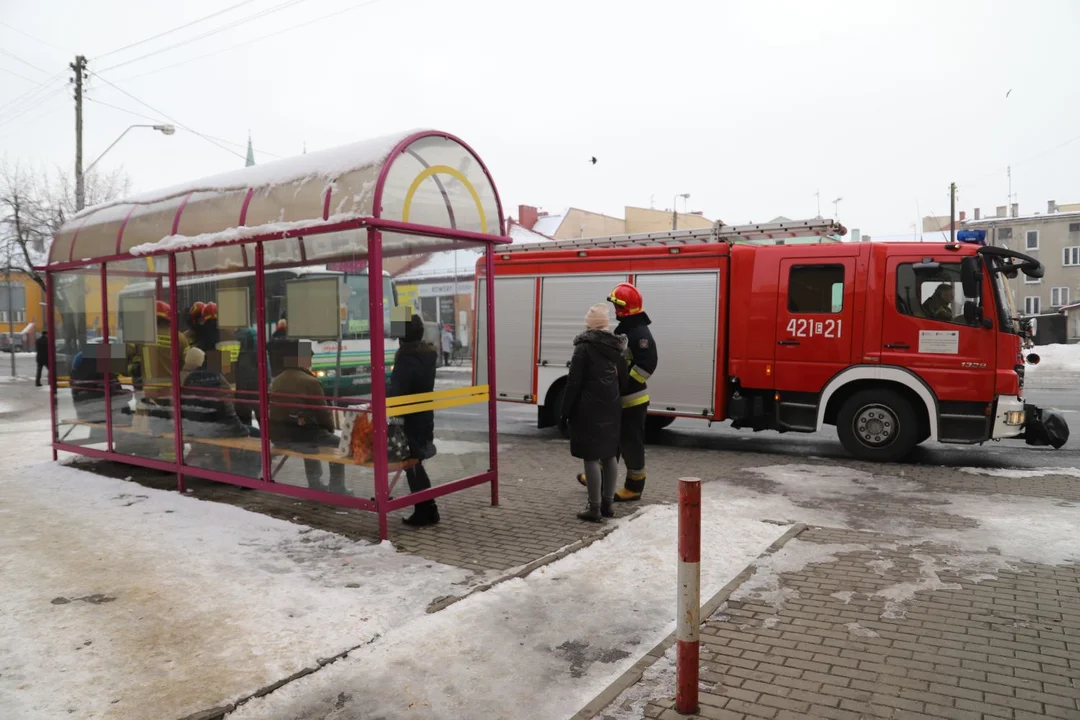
[{"left": 836, "top": 389, "right": 918, "bottom": 462}]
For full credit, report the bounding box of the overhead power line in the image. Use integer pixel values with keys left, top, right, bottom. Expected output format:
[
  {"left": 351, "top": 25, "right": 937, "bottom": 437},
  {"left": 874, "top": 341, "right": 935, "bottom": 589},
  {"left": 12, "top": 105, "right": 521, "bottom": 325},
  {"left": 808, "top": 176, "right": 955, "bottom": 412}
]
[
  {"left": 93, "top": 0, "right": 261, "bottom": 61},
  {"left": 117, "top": 0, "right": 386, "bottom": 83},
  {"left": 0, "top": 69, "right": 66, "bottom": 123},
  {"left": 0, "top": 65, "right": 39, "bottom": 84},
  {"left": 0, "top": 20, "right": 68, "bottom": 53},
  {"left": 97, "top": 0, "right": 313, "bottom": 74},
  {"left": 0, "top": 47, "right": 49, "bottom": 75},
  {"left": 0, "top": 84, "right": 66, "bottom": 130},
  {"left": 87, "top": 96, "right": 286, "bottom": 159},
  {"left": 87, "top": 71, "right": 247, "bottom": 161}
]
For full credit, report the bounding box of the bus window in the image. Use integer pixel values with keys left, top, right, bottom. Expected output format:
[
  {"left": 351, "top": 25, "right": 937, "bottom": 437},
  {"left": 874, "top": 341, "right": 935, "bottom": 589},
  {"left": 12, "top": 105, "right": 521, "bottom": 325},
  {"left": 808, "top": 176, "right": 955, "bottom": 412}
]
[{"left": 342, "top": 274, "right": 397, "bottom": 338}]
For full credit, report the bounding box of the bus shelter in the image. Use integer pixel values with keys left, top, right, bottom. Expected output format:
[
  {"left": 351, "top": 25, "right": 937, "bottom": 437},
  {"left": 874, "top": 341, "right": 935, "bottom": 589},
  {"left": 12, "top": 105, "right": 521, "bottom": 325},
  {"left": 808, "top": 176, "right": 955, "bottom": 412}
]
[{"left": 43, "top": 130, "right": 506, "bottom": 539}]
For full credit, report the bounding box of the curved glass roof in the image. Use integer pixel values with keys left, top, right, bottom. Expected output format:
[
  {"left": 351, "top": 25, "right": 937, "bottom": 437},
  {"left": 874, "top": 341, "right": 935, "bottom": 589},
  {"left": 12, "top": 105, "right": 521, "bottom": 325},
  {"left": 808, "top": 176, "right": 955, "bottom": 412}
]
[{"left": 48, "top": 129, "right": 505, "bottom": 269}]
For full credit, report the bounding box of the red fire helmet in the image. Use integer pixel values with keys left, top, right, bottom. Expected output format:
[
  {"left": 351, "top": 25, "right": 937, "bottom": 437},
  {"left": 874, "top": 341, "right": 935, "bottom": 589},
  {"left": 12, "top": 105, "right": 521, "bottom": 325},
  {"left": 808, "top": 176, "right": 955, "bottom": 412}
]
[
  {"left": 155, "top": 300, "right": 171, "bottom": 320},
  {"left": 607, "top": 282, "right": 643, "bottom": 318}
]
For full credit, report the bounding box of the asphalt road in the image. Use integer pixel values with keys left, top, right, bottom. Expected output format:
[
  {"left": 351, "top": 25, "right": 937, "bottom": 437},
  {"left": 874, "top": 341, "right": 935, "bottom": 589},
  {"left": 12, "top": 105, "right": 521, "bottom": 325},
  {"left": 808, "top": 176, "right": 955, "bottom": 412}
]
[{"left": 10, "top": 352, "right": 1077, "bottom": 471}]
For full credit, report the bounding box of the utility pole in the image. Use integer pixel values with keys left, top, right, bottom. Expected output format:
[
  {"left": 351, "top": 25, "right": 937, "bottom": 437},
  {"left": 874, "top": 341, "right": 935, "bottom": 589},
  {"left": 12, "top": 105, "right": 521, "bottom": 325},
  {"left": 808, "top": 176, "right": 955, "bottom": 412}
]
[
  {"left": 71, "top": 55, "right": 87, "bottom": 211},
  {"left": 949, "top": 182, "right": 957, "bottom": 243}
]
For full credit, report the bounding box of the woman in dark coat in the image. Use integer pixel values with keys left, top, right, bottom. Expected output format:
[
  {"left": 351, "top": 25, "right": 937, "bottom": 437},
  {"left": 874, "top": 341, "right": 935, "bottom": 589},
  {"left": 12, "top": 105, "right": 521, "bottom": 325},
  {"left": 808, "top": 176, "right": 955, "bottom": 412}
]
[
  {"left": 560, "top": 303, "right": 628, "bottom": 522},
  {"left": 233, "top": 327, "right": 263, "bottom": 428},
  {"left": 389, "top": 313, "right": 440, "bottom": 527}
]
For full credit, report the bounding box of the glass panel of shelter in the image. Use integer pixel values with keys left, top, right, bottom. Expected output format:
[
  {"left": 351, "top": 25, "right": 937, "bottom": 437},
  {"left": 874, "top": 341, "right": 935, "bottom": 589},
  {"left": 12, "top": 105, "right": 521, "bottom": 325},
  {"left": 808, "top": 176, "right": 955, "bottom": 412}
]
[
  {"left": 52, "top": 265, "right": 115, "bottom": 452},
  {"left": 260, "top": 231, "right": 492, "bottom": 502}
]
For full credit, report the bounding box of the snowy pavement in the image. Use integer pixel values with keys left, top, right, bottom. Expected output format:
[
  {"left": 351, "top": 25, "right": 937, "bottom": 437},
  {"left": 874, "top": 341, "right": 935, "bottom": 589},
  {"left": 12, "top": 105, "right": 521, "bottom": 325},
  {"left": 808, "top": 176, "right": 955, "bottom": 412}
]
[{"left": 226, "top": 492, "right": 785, "bottom": 720}]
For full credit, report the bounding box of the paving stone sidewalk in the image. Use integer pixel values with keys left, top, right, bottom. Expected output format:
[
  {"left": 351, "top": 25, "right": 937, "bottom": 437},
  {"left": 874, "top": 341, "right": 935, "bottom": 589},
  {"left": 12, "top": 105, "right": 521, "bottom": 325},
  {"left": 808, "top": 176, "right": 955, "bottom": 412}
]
[{"left": 624, "top": 526, "right": 1080, "bottom": 720}]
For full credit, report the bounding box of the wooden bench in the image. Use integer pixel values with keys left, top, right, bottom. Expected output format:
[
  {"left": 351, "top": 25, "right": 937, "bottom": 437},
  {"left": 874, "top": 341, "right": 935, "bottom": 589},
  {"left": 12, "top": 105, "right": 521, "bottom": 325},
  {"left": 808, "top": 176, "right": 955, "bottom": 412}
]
[{"left": 58, "top": 419, "right": 417, "bottom": 490}]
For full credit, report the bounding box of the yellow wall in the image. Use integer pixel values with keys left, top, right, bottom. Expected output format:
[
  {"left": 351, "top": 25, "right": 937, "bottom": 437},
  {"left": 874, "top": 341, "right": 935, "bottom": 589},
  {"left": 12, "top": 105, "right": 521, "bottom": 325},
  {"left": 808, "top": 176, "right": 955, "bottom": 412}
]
[
  {"left": 625, "top": 206, "right": 713, "bottom": 233},
  {"left": 551, "top": 208, "right": 627, "bottom": 239},
  {"left": 2, "top": 271, "right": 46, "bottom": 333}
]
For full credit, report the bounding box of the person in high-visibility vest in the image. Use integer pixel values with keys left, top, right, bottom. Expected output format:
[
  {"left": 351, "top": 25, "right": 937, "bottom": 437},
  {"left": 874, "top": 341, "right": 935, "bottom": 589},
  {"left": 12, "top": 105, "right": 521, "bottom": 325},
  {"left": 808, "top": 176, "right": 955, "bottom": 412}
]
[{"left": 577, "top": 282, "right": 658, "bottom": 501}]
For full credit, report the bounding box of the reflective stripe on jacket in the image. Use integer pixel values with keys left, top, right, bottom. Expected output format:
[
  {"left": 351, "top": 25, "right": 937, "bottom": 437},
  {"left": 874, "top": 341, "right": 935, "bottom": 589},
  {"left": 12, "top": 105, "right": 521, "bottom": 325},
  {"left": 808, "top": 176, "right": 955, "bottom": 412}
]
[{"left": 614, "top": 312, "right": 657, "bottom": 408}]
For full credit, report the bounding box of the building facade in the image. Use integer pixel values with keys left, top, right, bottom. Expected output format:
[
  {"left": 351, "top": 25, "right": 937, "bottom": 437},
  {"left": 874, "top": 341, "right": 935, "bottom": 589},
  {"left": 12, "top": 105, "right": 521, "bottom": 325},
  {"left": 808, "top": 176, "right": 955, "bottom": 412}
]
[{"left": 962, "top": 201, "right": 1080, "bottom": 326}]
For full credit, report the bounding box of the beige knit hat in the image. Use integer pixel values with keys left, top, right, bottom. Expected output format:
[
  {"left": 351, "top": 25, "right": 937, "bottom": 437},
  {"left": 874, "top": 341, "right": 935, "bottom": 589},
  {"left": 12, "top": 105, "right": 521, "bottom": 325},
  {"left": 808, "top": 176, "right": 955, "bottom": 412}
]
[
  {"left": 584, "top": 303, "right": 611, "bottom": 330},
  {"left": 183, "top": 346, "right": 206, "bottom": 371}
]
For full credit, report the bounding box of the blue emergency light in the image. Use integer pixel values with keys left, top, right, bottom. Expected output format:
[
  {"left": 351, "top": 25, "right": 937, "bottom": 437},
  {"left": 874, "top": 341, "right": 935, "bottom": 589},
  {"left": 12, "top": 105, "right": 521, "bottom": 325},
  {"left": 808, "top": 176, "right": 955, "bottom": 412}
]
[{"left": 956, "top": 229, "right": 987, "bottom": 245}]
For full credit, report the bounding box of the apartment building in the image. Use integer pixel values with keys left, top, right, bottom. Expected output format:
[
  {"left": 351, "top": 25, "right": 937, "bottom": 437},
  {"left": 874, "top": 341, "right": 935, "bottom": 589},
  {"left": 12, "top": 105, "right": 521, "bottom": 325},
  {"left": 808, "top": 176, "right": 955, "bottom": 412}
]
[{"left": 962, "top": 200, "right": 1080, "bottom": 319}]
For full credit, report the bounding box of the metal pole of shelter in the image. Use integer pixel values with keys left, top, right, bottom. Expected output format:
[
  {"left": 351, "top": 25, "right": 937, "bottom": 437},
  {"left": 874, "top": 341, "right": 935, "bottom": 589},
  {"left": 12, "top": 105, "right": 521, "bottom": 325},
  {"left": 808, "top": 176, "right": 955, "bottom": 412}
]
[
  {"left": 167, "top": 255, "right": 185, "bottom": 493},
  {"left": 368, "top": 227, "right": 390, "bottom": 540},
  {"left": 100, "top": 264, "right": 113, "bottom": 452},
  {"left": 46, "top": 271, "right": 58, "bottom": 460},
  {"left": 254, "top": 242, "right": 272, "bottom": 485},
  {"left": 485, "top": 242, "right": 499, "bottom": 505},
  {"left": 6, "top": 262, "right": 14, "bottom": 377}
]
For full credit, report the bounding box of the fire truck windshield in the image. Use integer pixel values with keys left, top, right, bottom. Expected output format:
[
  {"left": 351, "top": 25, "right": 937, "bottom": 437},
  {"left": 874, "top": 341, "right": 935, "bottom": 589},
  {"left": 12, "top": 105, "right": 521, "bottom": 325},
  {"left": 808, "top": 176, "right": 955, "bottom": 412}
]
[{"left": 989, "top": 257, "right": 1021, "bottom": 333}]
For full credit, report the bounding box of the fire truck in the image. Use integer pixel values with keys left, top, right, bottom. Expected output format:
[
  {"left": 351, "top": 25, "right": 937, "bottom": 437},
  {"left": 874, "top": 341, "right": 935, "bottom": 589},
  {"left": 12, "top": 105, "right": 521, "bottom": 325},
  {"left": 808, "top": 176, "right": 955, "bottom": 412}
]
[{"left": 474, "top": 218, "right": 1067, "bottom": 461}]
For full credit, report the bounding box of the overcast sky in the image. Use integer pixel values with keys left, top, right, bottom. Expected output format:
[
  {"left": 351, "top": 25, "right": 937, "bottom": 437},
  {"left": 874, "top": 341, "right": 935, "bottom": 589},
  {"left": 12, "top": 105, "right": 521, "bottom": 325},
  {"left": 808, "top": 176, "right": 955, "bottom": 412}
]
[{"left": 1, "top": 0, "right": 1078, "bottom": 240}]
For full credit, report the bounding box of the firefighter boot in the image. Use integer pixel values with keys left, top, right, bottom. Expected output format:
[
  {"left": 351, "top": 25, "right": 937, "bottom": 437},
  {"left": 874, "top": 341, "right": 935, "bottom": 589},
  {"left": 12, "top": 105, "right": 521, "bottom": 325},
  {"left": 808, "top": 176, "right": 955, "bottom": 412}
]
[{"left": 613, "top": 470, "right": 646, "bottom": 502}]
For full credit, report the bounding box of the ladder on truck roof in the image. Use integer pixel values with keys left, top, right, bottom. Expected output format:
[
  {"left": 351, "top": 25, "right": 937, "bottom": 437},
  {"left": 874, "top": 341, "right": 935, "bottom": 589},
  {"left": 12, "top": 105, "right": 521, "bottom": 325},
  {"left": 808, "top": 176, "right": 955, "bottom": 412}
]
[{"left": 503, "top": 218, "right": 847, "bottom": 253}]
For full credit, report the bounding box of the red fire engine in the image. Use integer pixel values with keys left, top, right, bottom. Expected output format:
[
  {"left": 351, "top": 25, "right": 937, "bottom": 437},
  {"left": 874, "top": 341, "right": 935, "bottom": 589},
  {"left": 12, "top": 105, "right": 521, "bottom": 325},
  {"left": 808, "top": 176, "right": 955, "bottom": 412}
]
[{"left": 474, "top": 218, "right": 1067, "bottom": 461}]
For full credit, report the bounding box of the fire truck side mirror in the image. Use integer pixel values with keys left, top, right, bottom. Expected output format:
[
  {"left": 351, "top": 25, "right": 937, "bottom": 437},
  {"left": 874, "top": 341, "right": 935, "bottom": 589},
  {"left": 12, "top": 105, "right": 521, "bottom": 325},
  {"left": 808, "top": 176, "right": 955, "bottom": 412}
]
[
  {"left": 963, "top": 300, "right": 984, "bottom": 327},
  {"left": 960, "top": 257, "right": 982, "bottom": 300}
]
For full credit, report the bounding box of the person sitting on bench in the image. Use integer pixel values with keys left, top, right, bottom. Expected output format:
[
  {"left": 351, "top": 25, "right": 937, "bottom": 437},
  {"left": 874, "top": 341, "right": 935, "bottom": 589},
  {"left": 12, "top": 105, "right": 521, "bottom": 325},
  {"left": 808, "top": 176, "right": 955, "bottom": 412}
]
[
  {"left": 268, "top": 339, "right": 347, "bottom": 494},
  {"left": 181, "top": 347, "right": 260, "bottom": 476}
]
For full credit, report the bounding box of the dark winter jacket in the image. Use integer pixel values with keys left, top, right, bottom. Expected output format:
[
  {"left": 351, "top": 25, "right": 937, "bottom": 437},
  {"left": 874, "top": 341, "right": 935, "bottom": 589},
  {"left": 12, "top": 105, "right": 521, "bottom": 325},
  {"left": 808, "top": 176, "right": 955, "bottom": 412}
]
[
  {"left": 268, "top": 367, "right": 336, "bottom": 443},
  {"left": 181, "top": 368, "right": 249, "bottom": 438},
  {"left": 389, "top": 340, "right": 439, "bottom": 460},
  {"left": 614, "top": 313, "right": 657, "bottom": 409},
  {"left": 233, "top": 329, "right": 263, "bottom": 417},
  {"left": 70, "top": 353, "right": 128, "bottom": 423},
  {"left": 35, "top": 334, "right": 47, "bottom": 365},
  {"left": 561, "top": 329, "right": 629, "bottom": 460}
]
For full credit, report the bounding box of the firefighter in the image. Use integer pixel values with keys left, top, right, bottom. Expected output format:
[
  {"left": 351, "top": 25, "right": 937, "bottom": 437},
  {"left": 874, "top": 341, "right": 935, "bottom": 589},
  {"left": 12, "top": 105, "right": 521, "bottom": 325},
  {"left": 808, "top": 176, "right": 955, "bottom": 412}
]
[{"left": 577, "top": 282, "right": 657, "bottom": 501}]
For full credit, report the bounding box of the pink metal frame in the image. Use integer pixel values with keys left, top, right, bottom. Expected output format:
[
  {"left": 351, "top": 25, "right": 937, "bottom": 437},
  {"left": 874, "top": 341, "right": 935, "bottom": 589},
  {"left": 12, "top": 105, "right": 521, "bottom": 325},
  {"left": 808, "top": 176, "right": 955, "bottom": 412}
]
[{"left": 44, "top": 131, "right": 507, "bottom": 541}]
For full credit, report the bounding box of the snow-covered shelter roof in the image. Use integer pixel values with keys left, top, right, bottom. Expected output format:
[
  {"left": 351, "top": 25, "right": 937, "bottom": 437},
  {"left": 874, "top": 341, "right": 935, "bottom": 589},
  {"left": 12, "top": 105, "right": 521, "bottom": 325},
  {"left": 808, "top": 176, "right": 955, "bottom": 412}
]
[{"left": 47, "top": 129, "right": 506, "bottom": 271}]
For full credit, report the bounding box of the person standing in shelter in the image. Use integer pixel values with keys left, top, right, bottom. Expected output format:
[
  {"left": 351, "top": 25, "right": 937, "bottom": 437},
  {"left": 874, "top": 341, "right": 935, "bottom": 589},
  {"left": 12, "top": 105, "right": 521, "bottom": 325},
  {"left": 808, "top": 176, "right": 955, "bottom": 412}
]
[
  {"left": 390, "top": 313, "right": 441, "bottom": 527},
  {"left": 268, "top": 340, "right": 348, "bottom": 494},
  {"left": 440, "top": 324, "right": 454, "bottom": 366},
  {"left": 233, "top": 327, "right": 263, "bottom": 429},
  {"left": 35, "top": 331, "right": 48, "bottom": 386},
  {"left": 578, "top": 283, "right": 658, "bottom": 501},
  {"left": 562, "top": 304, "right": 628, "bottom": 522}
]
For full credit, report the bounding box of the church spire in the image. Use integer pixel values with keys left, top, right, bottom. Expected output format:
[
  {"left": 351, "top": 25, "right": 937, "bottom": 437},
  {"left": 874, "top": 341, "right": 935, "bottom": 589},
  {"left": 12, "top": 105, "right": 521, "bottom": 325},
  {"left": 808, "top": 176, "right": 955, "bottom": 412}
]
[{"left": 245, "top": 131, "right": 255, "bottom": 167}]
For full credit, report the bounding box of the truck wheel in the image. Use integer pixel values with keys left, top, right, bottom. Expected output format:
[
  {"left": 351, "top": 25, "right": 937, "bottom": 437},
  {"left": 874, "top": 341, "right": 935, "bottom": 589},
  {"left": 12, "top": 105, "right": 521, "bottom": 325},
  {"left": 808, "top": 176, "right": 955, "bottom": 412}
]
[{"left": 836, "top": 389, "right": 918, "bottom": 462}]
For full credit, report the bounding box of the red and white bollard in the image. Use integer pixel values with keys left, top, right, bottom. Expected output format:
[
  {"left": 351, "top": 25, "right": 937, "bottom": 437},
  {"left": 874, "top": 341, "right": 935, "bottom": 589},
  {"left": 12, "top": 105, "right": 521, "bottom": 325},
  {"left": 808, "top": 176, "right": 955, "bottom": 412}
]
[{"left": 676, "top": 476, "right": 701, "bottom": 715}]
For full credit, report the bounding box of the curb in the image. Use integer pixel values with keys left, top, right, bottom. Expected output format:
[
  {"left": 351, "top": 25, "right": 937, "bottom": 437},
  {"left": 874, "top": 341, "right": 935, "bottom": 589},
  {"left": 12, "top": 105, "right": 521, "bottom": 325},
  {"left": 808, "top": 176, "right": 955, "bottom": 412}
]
[
  {"left": 175, "top": 518, "right": 633, "bottom": 720},
  {"left": 569, "top": 522, "right": 808, "bottom": 720},
  {"left": 426, "top": 522, "right": 620, "bottom": 613}
]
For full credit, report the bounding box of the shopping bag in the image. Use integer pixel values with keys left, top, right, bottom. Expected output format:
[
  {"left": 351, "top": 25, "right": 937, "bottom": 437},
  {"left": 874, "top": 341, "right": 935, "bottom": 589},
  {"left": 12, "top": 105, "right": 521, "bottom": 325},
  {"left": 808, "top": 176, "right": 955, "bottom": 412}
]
[{"left": 387, "top": 418, "right": 410, "bottom": 463}]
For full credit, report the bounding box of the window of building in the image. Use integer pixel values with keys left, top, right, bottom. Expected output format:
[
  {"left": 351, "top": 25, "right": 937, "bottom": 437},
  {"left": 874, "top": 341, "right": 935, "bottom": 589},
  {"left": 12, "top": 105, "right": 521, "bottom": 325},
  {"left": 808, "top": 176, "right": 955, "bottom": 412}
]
[
  {"left": 895, "top": 262, "right": 976, "bottom": 326},
  {"left": 1026, "top": 230, "right": 1039, "bottom": 250},
  {"left": 1069, "top": 222, "right": 1080, "bottom": 233},
  {"left": 0, "top": 282, "right": 27, "bottom": 326},
  {"left": 787, "top": 265, "right": 844, "bottom": 313},
  {"left": 1051, "top": 287, "right": 1071, "bottom": 307},
  {"left": 998, "top": 227, "right": 1013, "bottom": 240},
  {"left": 1024, "top": 296, "right": 1041, "bottom": 315},
  {"left": 1025, "top": 271, "right": 1042, "bottom": 285},
  {"left": 1064, "top": 247, "right": 1080, "bottom": 266}
]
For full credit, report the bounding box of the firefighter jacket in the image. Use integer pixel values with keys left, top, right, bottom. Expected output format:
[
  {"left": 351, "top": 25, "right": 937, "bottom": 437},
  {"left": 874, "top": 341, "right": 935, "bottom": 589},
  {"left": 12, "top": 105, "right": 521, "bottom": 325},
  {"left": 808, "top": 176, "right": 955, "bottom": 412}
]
[{"left": 614, "top": 312, "right": 657, "bottom": 409}]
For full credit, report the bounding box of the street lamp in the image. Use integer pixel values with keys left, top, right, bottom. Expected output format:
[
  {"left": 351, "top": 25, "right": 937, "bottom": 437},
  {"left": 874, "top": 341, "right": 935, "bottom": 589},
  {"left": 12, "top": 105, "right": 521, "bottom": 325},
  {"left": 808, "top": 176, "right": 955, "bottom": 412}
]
[
  {"left": 673, "top": 192, "right": 690, "bottom": 230},
  {"left": 84, "top": 124, "right": 175, "bottom": 177}
]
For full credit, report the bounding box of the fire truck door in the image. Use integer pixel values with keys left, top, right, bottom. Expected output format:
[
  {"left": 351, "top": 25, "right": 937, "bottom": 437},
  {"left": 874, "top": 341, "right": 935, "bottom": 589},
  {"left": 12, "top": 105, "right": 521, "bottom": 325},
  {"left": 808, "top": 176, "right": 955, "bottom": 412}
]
[
  {"left": 880, "top": 256, "right": 996, "bottom": 408},
  {"left": 774, "top": 259, "right": 855, "bottom": 396}
]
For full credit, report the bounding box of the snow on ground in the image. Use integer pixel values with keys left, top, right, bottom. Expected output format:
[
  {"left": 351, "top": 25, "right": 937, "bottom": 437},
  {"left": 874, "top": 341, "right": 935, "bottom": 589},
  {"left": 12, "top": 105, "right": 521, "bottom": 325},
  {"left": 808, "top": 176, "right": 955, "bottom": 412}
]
[
  {"left": 1027, "top": 342, "right": 1080, "bottom": 373},
  {"left": 959, "top": 465, "right": 1080, "bottom": 479},
  {"left": 1024, "top": 343, "right": 1080, "bottom": 388},
  {"left": 226, "top": 488, "right": 787, "bottom": 720},
  {"left": 0, "top": 422, "right": 472, "bottom": 720}
]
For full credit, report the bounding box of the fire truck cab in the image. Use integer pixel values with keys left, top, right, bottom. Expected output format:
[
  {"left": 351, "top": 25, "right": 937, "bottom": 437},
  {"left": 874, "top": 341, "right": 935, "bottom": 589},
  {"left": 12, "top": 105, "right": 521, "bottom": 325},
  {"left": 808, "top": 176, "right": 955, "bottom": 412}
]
[{"left": 476, "top": 219, "right": 1064, "bottom": 462}]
